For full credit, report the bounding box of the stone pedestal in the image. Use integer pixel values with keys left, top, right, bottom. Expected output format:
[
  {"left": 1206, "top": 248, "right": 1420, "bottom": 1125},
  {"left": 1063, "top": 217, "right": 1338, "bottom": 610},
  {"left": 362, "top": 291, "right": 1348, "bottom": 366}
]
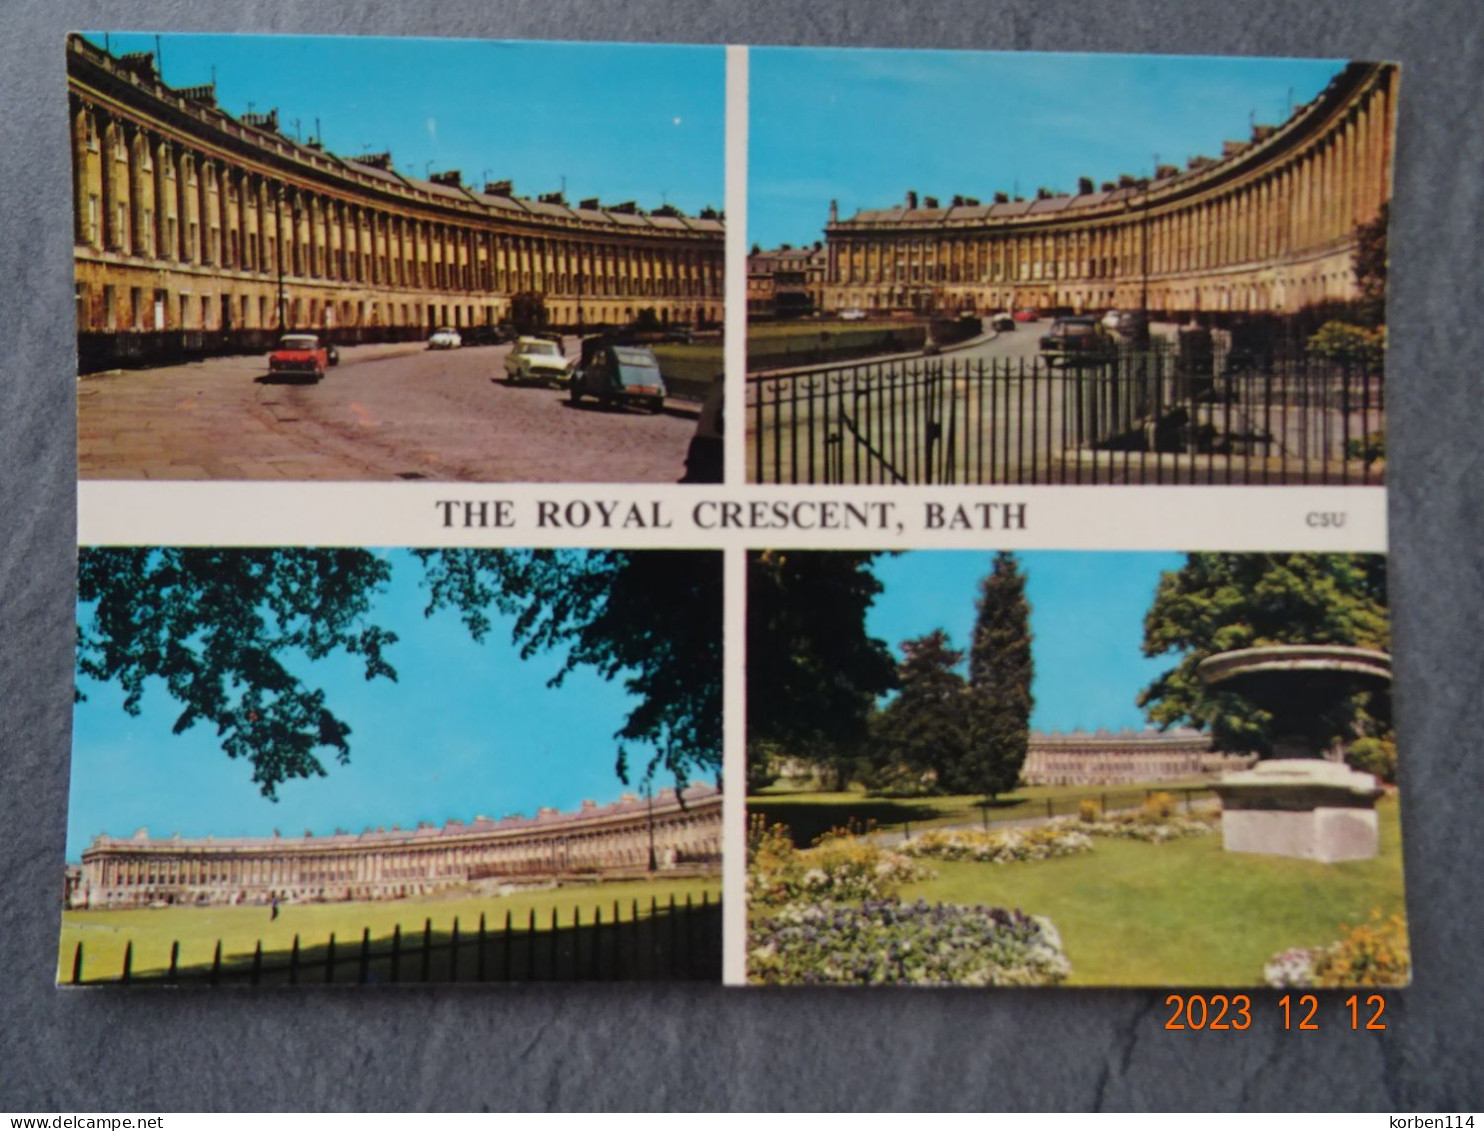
[{"left": 1214, "top": 759, "right": 1383, "bottom": 863}]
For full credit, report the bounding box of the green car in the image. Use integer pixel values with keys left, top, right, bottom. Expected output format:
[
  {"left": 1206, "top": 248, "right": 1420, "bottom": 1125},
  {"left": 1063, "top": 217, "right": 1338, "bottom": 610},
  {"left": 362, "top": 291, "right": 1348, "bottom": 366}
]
[{"left": 569, "top": 341, "right": 667, "bottom": 414}]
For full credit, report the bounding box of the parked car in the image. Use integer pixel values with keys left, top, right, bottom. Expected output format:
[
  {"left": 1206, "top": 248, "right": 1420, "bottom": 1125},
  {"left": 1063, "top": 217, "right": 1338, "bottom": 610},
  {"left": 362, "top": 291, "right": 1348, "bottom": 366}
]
[
  {"left": 991, "top": 311, "right": 1016, "bottom": 331},
  {"left": 427, "top": 326, "right": 462, "bottom": 350},
  {"left": 1039, "top": 316, "right": 1118, "bottom": 367},
  {"left": 839, "top": 308, "right": 867, "bottom": 321},
  {"left": 569, "top": 340, "right": 667, "bottom": 413},
  {"left": 503, "top": 336, "right": 572, "bottom": 386},
  {"left": 1101, "top": 309, "right": 1149, "bottom": 340},
  {"left": 663, "top": 324, "right": 695, "bottom": 344},
  {"left": 267, "top": 333, "right": 329, "bottom": 382},
  {"left": 1013, "top": 308, "right": 1041, "bottom": 323}
]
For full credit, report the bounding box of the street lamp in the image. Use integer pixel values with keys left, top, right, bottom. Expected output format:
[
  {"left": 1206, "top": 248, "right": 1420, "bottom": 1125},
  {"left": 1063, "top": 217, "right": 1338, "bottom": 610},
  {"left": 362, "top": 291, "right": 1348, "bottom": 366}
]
[{"left": 274, "top": 188, "right": 286, "bottom": 331}]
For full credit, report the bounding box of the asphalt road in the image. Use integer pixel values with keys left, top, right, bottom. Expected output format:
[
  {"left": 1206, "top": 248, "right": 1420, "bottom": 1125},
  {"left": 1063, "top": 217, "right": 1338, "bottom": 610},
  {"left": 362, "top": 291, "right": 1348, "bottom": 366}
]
[{"left": 78, "top": 339, "right": 699, "bottom": 483}]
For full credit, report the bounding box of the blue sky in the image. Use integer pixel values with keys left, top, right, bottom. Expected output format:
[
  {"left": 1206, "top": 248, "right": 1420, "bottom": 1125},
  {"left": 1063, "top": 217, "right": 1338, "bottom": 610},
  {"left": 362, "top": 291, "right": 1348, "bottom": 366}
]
[
  {"left": 86, "top": 33, "right": 724, "bottom": 216},
  {"left": 67, "top": 550, "right": 696, "bottom": 862},
  {"left": 865, "top": 551, "right": 1187, "bottom": 735},
  {"left": 749, "top": 48, "right": 1347, "bottom": 248}
]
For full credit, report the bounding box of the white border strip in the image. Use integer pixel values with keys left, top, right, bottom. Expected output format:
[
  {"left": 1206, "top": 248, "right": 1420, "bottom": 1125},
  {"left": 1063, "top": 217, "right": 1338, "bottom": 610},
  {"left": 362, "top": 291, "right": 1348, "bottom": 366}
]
[
  {"left": 724, "top": 45, "right": 749, "bottom": 490},
  {"left": 721, "top": 545, "right": 747, "bottom": 985},
  {"left": 77, "top": 482, "right": 1387, "bottom": 553}
]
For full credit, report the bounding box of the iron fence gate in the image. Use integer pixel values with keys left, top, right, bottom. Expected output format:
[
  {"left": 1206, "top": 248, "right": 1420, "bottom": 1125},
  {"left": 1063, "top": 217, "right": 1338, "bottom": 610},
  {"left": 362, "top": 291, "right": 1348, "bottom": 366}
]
[{"left": 747, "top": 344, "right": 1384, "bottom": 486}]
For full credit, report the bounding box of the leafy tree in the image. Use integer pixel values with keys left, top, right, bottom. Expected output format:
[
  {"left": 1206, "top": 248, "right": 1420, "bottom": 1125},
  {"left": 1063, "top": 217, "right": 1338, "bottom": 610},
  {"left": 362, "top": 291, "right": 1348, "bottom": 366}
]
[
  {"left": 415, "top": 549, "right": 722, "bottom": 787},
  {"left": 508, "top": 291, "right": 549, "bottom": 335},
  {"left": 1308, "top": 321, "right": 1385, "bottom": 369},
  {"left": 867, "top": 630, "right": 970, "bottom": 793},
  {"left": 960, "top": 552, "right": 1035, "bottom": 801},
  {"left": 76, "top": 548, "right": 398, "bottom": 800},
  {"left": 76, "top": 548, "right": 722, "bottom": 798},
  {"left": 746, "top": 551, "right": 897, "bottom": 791},
  {"left": 1139, "top": 553, "right": 1390, "bottom": 756}
]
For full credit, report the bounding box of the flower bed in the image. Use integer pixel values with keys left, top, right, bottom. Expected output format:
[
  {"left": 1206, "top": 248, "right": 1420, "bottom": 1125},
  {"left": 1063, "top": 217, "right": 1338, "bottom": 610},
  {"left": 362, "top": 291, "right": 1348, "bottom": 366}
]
[
  {"left": 748, "top": 898, "right": 1073, "bottom": 986},
  {"left": 1265, "top": 911, "right": 1410, "bottom": 987},
  {"left": 897, "top": 824, "right": 1095, "bottom": 864},
  {"left": 1071, "top": 811, "right": 1217, "bottom": 843},
  {"left": 747, "top": 819, "right": 933, "bottom": 909}
]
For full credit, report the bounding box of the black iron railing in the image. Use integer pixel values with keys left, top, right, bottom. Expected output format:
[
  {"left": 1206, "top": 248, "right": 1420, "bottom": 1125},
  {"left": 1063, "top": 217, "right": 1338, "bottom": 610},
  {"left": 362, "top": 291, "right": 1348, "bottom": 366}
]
[
  {"left": 64, "top": 891, "right": 721, "bottom": 986},
  {"left": 748, "top": 343, "right": 1385, "bottom": 486}
]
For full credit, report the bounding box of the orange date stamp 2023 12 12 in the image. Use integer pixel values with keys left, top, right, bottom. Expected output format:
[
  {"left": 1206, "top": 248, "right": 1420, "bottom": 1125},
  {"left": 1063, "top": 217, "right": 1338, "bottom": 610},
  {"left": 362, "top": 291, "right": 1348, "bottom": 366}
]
[{"left": 1162, "top": 993, "right": 1392, "bottom": 1031}]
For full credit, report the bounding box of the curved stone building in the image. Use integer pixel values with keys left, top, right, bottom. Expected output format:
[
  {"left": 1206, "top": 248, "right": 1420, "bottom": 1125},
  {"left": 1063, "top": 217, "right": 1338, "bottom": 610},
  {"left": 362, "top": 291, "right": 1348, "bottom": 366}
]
[
  {"left": 70, "top": 785, "right": 722, "bottom": 909},
  {"left": 1022, "top": 728, "right": 1254, "bottom": 787},
  {"left": 823, "top": 62, "right": 1396, "bottom": 319},
  {"left": 68, "top": 34, "right": 724, "bottom": 362}
]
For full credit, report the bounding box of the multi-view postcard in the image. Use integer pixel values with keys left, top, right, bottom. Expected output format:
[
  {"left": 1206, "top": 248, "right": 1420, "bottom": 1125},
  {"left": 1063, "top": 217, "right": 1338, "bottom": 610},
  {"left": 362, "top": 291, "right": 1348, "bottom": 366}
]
[
  {"left": 66, "top": 33, "right": 1398, "bottom": 989},
  {"left": 746, "top": 49, "right": 1393, "bottom": 487},
  {"left": 70, "top": 32, "right": 726, "bottom": 485}
]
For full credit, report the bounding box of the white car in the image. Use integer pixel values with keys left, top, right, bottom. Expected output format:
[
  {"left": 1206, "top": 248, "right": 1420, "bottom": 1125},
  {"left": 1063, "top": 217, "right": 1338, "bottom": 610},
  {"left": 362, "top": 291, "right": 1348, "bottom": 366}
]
[
  {"left": 839, "top": 308, "right": 867, "bottom": 321},
  {"left": 428, "top": 326, "right": 462, "bottom": 350},
  {"left": 991, "top": 311, "right": 1016, "bottom": 331},
  {"left": 503, "top": 336, "right": 572, "bottom": 387}
]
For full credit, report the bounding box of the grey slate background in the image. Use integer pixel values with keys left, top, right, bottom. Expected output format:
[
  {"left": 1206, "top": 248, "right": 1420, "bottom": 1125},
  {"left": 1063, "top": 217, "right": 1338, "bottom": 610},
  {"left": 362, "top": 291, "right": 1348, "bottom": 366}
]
[{"left": 3, "top": 0, "right": 1481, "bottom": 1112}]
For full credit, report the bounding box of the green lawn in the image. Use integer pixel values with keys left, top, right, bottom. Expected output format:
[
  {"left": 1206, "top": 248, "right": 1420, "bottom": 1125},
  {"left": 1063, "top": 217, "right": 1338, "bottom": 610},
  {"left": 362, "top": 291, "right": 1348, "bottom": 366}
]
[
  {"left": 894, "top": 796, "right": 1407, "bottom": 986},
  {"left": 748, "top": 321, "right": 906, "bottom": 340},
  {"left": 750, "top": 780, "right": 1218, "bottom": 846},
  {"left": 746, "top": 322, "right": 927, "bottom": 370},
  {"left": 60, "top": 875, "right": 719, "bottom": 984}
]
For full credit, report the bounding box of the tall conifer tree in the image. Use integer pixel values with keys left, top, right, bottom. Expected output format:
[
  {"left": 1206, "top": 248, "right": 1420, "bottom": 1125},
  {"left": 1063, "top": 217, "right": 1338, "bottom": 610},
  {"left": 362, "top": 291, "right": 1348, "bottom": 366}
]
[{"left": 961, "top": 552, "right": 1035, "bottom": 801}]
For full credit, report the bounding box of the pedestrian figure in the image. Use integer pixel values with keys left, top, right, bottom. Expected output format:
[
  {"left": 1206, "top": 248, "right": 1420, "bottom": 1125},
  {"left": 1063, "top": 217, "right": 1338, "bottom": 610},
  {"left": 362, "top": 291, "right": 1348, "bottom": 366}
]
[{"left": 271, "top": 897, "right": 280, "bottom": 921}]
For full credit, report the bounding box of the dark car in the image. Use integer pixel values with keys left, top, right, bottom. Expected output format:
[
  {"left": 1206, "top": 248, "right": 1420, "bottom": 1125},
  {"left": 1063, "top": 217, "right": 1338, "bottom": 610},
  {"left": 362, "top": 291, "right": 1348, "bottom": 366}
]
[
  {"left": 569, "top": 340, "right": 667, "bottom": 413},
  {"left": 663, "top": 324, "right": 695, "bottom": 344},
  {"left": 1039, "top": 316, "right": 1118, "bottom": 367}
]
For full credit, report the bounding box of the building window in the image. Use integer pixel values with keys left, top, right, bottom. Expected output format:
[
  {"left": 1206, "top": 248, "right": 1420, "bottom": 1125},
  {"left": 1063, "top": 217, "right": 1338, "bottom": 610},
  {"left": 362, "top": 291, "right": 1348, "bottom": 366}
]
[{"left": 86, "top": 194, "right": 100, "bottom": 246}]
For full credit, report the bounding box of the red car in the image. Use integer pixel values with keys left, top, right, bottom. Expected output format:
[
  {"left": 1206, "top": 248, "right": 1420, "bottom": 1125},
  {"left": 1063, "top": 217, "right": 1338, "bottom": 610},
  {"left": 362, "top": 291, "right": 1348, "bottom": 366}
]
[
  {"left": 267, "top": 333, "right": 329, "bottom": 382},
  {"left": 1012, "top": 309, "right": 1041, "bottom": 323}
]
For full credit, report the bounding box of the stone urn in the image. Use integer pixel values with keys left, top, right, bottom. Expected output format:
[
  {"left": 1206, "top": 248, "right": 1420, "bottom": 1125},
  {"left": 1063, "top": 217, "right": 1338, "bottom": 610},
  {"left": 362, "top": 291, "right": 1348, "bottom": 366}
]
[{"left": 1197, "top": 644, "right": 1390, "bottom": 863}]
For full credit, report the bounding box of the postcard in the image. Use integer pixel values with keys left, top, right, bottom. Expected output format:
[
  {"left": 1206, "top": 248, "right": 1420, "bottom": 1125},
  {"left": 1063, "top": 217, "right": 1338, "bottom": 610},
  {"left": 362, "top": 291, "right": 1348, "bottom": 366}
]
[
  {"left": 744, "top": 549, "right": 1402, "bottom": 987},
  {"left": 63, "top": 546, "right": 723, "bottom": 984},
  {"left": 746, "top": 48, "right": 1394, "bottom": 487},
  {"left": 69, "top": 32, "right": 725, "bottom": 484},
  {"left": 64, "top": 32, "right": 1399, "bottom": 989}
]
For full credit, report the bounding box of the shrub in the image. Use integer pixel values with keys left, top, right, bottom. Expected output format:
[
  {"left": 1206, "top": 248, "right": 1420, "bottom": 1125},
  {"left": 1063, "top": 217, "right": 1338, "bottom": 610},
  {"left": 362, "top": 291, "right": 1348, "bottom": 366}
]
[
  {"left": 1347, "top": 736, "right": 1397, "bottom": 784},
  {"left": 1307, "top": 321, "right": 1385, "bottom": 369},
  {"left": 748, "top": 898, "right": 1072, "bottom": 986},
  {"left": 747, "top": 817, "right": 932, "bottom": 909},
  {"left": 898, "top": 824, "right": 1094, "bottom": 864},
  {"left": 1143, "top": 791, "right": 1178, "bottom": 820},
  {"left": 1345, "top": 432, "right": 1386, "bottom": 466},
  {"left": 1312, "top": 911, "right": 1410, "bottom": 987},
  {"left": 1264, "top": 911, "right": 1410, "bottom": 988},
  {"left": 1077, "top": 799, "right": 1100, "bottom": 824}
]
